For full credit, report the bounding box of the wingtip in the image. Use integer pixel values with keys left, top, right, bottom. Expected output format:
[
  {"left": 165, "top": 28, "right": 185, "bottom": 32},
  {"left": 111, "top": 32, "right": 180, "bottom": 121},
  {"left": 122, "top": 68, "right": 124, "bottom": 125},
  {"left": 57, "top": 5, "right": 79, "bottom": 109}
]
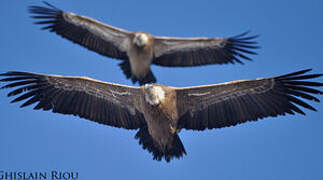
[
  {"left": 303, "top": 68, "right": 313, "bottom": 73},
  {"left": 313, "top": 98, "right": 320, "bottom": 103},
  {"left": 317, "top": 73, "right": 323, "bottom": 77},
  {"left": 227, "top": 30, "right": 260, "bottom": 63},
  {"left": 42, "top": 1, "right": 59, "bottom": 10},
  {"left": 28, "top": 1, "right": 60, "bottom": 15},
  {"left": 233, "top": 30, "right": 251, "bottom": 38},
  {"left": 276, "top": 68, "right": 315, "bottom": 79},
  {"left": 232, "top": 30, "right": 260, "bottom": 40},
  {"left": 0, "top": 71, "right": 27, "bottom": 76},
  {"left": 0, "top": 71, "right": 16, "bottom": 76}
]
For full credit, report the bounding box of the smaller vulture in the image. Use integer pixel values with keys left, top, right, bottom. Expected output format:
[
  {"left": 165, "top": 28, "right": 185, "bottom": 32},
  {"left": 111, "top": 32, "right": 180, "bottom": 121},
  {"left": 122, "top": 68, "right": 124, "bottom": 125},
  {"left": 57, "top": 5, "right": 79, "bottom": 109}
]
[
  {"left": 29, "top": 2, "right": 259, "bottom": 85},
  {"left": 0, "top": 69, "right": 322, "bottom": 162}
]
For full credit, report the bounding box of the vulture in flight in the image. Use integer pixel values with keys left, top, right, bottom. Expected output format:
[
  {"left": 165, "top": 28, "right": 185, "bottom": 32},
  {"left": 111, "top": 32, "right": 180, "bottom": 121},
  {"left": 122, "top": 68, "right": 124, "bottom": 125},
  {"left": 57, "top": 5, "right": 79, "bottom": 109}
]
[
  {"left": 29, "top": 2, "right": 259, "bottom": 85},
  {"left": 0, "top": 69, "right": 322, "bottom": 162}
]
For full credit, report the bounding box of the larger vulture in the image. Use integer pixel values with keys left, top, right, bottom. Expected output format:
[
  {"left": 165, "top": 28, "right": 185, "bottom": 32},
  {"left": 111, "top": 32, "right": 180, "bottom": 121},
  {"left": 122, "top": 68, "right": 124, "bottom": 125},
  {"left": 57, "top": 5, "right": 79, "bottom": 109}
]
[
  {"left": 29, "top": 2, "right": 259, "bottom": 85},
  {"left": 0, "top": 69, "right": 322, "bottom": 162}
]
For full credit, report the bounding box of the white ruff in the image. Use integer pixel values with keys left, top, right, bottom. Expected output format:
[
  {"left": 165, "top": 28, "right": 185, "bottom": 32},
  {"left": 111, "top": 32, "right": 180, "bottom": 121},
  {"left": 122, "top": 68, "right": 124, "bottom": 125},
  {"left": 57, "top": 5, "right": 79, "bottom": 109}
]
[
  {"left": 144, "top": 85, "right": 165, "bottom": 106},
  {"left": 134, "top": 33, "right": 148, "bottom": 47}
]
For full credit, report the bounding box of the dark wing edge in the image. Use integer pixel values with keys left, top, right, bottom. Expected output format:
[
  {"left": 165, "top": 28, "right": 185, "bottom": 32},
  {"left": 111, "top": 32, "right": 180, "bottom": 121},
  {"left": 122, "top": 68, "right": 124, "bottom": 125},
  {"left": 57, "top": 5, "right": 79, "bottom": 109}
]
[
  {"left": 153, "top": 31, "right": 259, "bottom": 67},
  {"left": 177, "top": 69, "right": 322, "bottom": 130},
  {"left": 0, "top": 71, "right": 146, "bottom": 130},
  {"left": 28, "top": 2, "right": 129, "bottom": 60}
]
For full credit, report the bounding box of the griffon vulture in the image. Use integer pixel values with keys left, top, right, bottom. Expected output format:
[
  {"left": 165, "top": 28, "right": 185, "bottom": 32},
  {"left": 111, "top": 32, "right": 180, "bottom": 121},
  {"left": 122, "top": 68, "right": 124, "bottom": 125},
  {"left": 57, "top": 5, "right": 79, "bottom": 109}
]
[
  {"left": 29, "top": 2, "right": 259, "bottom": 85},
  {"left": 1, "top": 69, "right": 322, "bottom": 162}
]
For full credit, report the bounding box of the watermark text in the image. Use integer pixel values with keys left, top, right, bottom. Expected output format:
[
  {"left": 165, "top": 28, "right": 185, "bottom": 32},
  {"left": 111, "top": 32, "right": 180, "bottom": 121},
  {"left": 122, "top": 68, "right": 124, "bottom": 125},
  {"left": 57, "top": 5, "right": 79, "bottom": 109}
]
[{"left": 0, "top": 170, "right": 79, "bottom": 180}]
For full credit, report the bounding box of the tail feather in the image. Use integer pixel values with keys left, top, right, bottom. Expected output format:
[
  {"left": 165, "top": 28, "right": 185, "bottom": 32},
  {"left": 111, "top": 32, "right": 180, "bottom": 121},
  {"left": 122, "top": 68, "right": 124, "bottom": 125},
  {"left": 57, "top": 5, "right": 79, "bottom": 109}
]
[
  {"left": 119, "top": 61, "right": 156, "bottom": 85},
  {"left": 135, "top": 126, "right": 186, "bottom": 162},
  {"left": 136, "top": 71, "right": 156, "bottom": 86}
]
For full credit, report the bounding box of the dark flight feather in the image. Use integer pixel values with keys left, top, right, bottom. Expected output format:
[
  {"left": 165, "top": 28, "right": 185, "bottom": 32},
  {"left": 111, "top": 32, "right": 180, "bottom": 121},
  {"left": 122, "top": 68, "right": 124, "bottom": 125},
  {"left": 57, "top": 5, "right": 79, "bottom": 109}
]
[
  {"left": 153, "top": 31, "right": 259, "bottom": 67},
  {"left": 29, "top": 3, "right": 129, "bottom": 60},
  {"left": 0, "top": 72, "right": 145, "bottom": 129},
  {"left": 177, "top": 69, "right": 322, "bottom": 130}
]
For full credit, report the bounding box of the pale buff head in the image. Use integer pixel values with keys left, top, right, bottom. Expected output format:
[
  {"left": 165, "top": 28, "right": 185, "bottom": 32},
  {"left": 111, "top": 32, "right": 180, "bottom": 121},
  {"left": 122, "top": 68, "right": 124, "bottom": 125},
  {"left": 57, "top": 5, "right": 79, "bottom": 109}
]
[
  {"left": 134, "top": 33, "right": 149, "bottom": 48},
  {"left": 144, "top": 84, "right": 165, "bottom": 106}
]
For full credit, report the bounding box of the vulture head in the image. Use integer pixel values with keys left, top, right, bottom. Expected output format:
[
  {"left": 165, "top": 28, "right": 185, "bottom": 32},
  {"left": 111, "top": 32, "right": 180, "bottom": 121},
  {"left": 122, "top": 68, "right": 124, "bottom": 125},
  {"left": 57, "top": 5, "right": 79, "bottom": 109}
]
[
  {"left": 134, "top": 33, "right": 149, "bottom": 48},
  {"left": 144, "top": 84, "right": 165, "bottom": 106}
]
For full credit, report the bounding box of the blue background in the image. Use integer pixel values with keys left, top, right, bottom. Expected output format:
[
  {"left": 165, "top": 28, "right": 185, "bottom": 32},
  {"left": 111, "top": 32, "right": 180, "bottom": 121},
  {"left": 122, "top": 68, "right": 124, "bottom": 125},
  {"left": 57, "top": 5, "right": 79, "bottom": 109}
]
[{"left": 1, "top": 0, "right": 322, "bottom": 179}]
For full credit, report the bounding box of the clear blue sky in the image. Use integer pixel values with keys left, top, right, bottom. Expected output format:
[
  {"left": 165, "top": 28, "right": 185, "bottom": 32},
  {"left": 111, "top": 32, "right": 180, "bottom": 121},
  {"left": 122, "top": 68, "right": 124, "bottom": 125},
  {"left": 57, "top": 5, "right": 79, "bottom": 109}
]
[{"left": 1, "top": 0, "right": 322, "bottom": 179}]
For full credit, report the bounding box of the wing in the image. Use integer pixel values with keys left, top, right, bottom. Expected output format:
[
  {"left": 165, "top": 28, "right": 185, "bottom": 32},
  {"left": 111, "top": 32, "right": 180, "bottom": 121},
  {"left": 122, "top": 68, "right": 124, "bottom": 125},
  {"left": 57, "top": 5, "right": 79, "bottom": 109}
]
[
  {"left": 0, "top": 71, "right": 146, "bottom": 130},
  {"left": 175, "top": 69, "right": 323, "bottom": 130},
  {"left": 152, "top": 31, "right": 259, "bottom": 67},
  {"left": 29, "top": 2, "right": 130, "bottom": 60}
]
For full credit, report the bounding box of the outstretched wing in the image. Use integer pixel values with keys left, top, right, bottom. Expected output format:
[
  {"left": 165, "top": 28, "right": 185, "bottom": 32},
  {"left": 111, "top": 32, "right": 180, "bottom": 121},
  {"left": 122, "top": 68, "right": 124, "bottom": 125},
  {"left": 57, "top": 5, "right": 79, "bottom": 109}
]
[
  {"left": 29, "top": 2, "right": 130, "bottom": 60},
  {"left": 0, "top": 72, "right": 146, "bottom": 129},
  {"left": 176, "top": 69, "right": 322, "bottom": 130},
  {"left": 153, "top": 31, "right": 259, "bottom": 67}
]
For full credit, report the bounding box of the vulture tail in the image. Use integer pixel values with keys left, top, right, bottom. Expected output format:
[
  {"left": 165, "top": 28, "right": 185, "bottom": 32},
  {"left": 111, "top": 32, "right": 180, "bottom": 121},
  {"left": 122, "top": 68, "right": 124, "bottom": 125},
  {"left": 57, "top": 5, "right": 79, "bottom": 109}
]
[
  {"left": 135, "top": 126, "right": 186, "bottom": 162},
  {"left": 136, "top": 70, "right": 156, "bottom": 86},
  {"left": 119, "top": 61, "right": 156, "bottom": 85}
]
